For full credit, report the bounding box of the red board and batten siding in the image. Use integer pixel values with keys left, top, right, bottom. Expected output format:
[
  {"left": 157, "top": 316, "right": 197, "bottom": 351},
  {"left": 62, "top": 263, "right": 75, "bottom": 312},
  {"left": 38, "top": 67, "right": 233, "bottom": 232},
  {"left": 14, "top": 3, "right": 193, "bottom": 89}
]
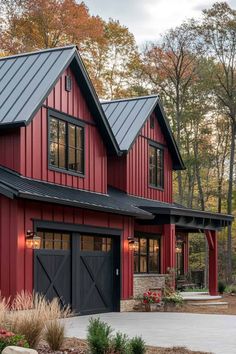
[
  {"left": 0, "top": 196, "right": 134, "bottom": 300},
  {"left": 0, "top": 130, "right": 21, "bottom": 173},
  {"left": 19, "top": 66, "right": 107, "bottom": 194},
  {"left": 127, "top": 112, "right": 173, "bottom": 202},
  {"left": 108, "top": 112, "right": 173, "bottom": 202}
]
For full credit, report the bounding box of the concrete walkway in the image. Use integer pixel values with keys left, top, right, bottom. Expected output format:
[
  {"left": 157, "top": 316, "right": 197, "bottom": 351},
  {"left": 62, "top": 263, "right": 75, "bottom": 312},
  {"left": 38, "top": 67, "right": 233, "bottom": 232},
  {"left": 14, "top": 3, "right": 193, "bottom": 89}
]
[{"left": 63, "top": 312, "right": 236, "bottom": 354}]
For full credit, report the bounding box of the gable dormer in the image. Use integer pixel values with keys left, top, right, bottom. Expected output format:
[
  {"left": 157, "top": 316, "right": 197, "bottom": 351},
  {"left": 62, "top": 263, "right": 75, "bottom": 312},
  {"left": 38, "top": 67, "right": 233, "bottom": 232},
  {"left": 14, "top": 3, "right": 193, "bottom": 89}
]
[
  {"left": 0, "top": 46, "right": 119, "bottom": 194},
  {"left": 102, "top": 96, "right": 184, "bottom": 202}
]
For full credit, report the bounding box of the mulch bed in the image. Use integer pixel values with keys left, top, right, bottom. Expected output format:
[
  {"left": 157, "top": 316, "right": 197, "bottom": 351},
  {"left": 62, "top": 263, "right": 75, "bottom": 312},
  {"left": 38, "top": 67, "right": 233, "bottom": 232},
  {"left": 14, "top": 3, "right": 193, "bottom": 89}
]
[{"left": 37, "top": 338, "right": 210, "bottom": 354}]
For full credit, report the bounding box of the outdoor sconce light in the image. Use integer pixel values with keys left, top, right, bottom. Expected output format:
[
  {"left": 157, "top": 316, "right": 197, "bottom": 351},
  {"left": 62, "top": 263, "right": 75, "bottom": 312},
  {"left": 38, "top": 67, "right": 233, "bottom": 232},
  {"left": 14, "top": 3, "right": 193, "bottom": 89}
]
[
  {"left": 175, "top": 245, "right": 182, "bottom": 254},
  {"left": 154, "top": 244, "right": 159, "bottom": 252},
  {"left": 25, "top": 230, "right": 41, "bottom": 249},
  {"left": 128, "top": 236, "right": 139, "bottom": 252}
]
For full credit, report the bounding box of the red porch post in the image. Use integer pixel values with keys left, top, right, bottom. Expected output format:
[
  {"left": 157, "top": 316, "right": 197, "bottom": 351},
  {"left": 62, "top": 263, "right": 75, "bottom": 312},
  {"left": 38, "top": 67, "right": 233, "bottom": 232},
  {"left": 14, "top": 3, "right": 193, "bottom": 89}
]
[
  {"left": 163, "top": 224, "right": 176, "bottom": 274},
  {"left": 205, "top": 230, "right": 218, "bottom": 296},
  {"left": 183, "top": 234, "right": 189, "bottom": 274}
]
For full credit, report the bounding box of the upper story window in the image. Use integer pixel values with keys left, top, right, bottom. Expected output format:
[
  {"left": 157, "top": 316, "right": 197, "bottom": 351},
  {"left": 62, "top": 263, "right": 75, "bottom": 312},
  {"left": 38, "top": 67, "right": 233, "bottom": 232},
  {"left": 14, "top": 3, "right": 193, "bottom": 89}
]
[
  {"left": 49, "top": 114, "right": 84, "bottom": 175},
  {"left": 149, "top": 144, "right": 164, "bottom": 189}
]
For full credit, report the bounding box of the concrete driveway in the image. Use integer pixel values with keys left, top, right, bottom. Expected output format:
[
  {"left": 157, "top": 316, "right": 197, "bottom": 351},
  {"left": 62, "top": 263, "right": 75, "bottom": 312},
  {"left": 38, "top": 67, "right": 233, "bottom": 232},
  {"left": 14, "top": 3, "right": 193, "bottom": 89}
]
[{"left": 63, "top": 312, "right": 236, "bottom": 354}]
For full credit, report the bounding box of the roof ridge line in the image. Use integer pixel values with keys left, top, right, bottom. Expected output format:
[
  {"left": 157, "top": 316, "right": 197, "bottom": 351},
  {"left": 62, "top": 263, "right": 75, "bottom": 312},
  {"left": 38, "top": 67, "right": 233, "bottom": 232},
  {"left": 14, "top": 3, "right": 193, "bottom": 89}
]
[
  {"left": 0, "top": 45, "right": 76, "bottom": 61},
  {"left": 101, "top": 94, "right": 159, "bottom": 104}
]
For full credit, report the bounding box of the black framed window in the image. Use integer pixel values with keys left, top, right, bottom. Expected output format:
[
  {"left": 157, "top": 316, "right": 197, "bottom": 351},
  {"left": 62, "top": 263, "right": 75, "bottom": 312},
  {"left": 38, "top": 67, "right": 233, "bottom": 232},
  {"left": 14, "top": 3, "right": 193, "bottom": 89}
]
[
  {"left": 134, "top": 236, "right": 160, "bottom": 273},
  {"left": 37, "top": 231, "right": 71, "bottom": 250},
  {"left": 80, "top": 235, "right": 112, "bottom": 252},
  {"left": 149, "top": 144, "right": 164, "bottom": 188},
  {"left": 49, "top": 116, "right": 84, "bottom": 174}
]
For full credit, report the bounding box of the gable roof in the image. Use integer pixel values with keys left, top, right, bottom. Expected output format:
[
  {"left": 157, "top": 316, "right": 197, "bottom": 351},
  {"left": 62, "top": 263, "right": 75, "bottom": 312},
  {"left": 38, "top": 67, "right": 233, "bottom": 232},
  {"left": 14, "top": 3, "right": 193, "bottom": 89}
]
[
  {"left": 101, "top": 95, "right": 185, "bottom": 170},
  {"left": 0, "top": 45, "right": 120, "bottom": 155}
]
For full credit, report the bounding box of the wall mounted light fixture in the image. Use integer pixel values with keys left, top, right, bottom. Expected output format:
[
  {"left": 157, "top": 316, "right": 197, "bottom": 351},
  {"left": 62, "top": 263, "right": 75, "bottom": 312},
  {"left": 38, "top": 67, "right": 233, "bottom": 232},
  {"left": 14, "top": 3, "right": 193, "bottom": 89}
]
[{"left": 25, "top": 230, "right": 41, "bottom": 249}]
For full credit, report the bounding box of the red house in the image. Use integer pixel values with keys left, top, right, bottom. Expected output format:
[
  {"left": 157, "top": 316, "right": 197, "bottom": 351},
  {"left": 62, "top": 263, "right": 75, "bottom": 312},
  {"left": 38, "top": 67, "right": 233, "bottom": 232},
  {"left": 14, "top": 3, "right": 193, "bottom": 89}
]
[{"left": 0, "top": 46, "right": 233, "bottom": 315}]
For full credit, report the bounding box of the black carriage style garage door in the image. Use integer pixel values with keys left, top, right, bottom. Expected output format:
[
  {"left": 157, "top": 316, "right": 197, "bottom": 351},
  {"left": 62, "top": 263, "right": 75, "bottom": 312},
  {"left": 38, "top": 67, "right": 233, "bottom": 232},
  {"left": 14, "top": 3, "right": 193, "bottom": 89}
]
[{"left": 34, "top": 230, "right": 120, "bottom": 315}]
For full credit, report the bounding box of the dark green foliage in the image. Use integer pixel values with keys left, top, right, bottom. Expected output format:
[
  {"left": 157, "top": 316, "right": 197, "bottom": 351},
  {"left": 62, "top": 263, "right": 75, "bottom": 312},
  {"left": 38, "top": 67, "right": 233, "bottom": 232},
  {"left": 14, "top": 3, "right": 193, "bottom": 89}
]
[
  {"left": 218, "top": 280, "right": 226, "bottom": 294},
  {"left": 0, "top": 330, "right": 29, "bottom": 353},
  {"left": 87, "top": 317, "right": 112, "bottom": 354},
  {"left": 129, "top": 336, "right": 146, "bottom": 354},
  {"left": 111, "top": 331, "right": 129, "bottom": 354}
]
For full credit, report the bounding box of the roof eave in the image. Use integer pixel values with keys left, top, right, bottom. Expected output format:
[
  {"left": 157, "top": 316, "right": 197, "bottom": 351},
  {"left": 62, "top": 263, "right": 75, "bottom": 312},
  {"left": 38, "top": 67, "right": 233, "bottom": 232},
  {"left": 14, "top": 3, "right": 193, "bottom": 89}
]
[
  {"left": 17, "top": 191, "right": 152, "bottom": 219},
  {"left": 72, "top": 51, "right": 121, "bottom": 156},
  {"left": 156, "top": 99, "right": 185, "bottom": 170},
  {"left": 142, "top": 205, "right": 234, "bottom": 222}
]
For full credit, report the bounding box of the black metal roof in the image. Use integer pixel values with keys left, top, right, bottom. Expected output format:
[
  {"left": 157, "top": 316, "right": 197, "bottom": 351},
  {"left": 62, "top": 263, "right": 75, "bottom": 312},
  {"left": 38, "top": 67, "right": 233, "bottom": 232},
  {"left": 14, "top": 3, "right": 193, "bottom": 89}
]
[
  {"left": 0, "top": 166, "right": 151, "bottom": 219},
  {"left": 108, "top": 187, "right": 233, "bottom": 231},
  {"left": 101, "top": 96, "right": 185, "bottom": 170},
  {"left": 0, "top": 46, "right": 120, "bottom": 155},
  {"left": 0, "top": 166, "right": 232, "bottom": 230}
]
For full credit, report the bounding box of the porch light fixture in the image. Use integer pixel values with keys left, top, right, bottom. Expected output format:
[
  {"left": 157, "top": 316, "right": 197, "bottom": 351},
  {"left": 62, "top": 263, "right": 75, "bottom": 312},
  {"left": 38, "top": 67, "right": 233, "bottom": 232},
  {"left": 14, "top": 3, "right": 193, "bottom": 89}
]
[
  {"left": 25, "top": 230, "right": 41, "bottom": 249},
  {"left": 176, "top": 245, "right": 182, "bottom": 254},
  {"left": 128, "top": 236, "right": 139, "bottom": 251},
  {"left": 154, "top": 244, "right": 159, "bottom": 251}
]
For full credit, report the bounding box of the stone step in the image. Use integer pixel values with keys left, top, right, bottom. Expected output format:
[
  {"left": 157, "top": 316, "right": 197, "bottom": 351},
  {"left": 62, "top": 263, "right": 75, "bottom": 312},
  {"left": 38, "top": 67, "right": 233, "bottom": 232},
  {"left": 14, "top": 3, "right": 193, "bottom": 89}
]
[
  {"left": 188, "top": 301, "right": 229, "bottom": 309},
  {"left": 182, "top": 295, "right": 222, "bottom": 302},
  {"left": 180, "top": 291, "right": 208, "bottom": 297}
]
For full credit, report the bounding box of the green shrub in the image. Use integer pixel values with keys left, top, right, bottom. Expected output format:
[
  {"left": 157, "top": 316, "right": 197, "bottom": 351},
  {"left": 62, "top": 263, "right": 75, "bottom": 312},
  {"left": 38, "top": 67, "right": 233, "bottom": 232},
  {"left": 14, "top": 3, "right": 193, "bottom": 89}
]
[
  {"left": 163, "top": 291, "right": 184, "bottom": 307},
  {"left": 129, "top": 336, "right": 146, "bottom": 354},
  {"left": 87, "top": 317, "right": 112, "bottom": 354},
  {"left": 218, "top": 280, "right": 226, "bottom": 294},
  {"left": 0, "top": 329, "right": 29, "bottom": 352},
  {"left": 225, "top": 284, "right": 236, "bottom": 294},
  {"left": 111, "top": 332, "right": 129, "bottom": 354}
]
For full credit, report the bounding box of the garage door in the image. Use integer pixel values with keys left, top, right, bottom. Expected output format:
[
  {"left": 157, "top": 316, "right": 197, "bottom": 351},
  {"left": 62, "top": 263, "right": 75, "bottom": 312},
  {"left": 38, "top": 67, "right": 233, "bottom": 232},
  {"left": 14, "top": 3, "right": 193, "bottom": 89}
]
[
  {"left": 75, "top": 235, "right": 114, "bottom": 315},
  {"left": 34, "top": 231, "right": 120, "bottom": 315}
]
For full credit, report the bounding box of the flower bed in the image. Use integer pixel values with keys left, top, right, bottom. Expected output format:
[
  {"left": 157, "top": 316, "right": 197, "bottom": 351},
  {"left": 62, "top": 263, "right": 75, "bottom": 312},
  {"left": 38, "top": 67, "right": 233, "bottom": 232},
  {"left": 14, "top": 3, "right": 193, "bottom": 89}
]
[{"left": 0, "top": 328, "right": 29, "bottom": 352}]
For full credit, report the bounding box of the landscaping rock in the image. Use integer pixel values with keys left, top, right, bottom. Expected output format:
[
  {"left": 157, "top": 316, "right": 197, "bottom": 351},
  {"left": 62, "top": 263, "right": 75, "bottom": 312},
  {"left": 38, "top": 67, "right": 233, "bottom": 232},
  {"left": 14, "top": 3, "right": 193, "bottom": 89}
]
[{"left": 2, "top": 347, "right": 38, "bottom": 354}]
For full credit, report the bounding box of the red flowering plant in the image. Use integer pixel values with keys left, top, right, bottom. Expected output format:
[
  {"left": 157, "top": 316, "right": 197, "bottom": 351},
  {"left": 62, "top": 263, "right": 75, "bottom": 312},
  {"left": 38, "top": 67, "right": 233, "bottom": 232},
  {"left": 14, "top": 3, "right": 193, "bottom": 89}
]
[
  {"left": 142, "top": 291, "right": 161, "bottom": 304},
  {"left": 0, "top": 328, "right": 29, "bottom": 352}
]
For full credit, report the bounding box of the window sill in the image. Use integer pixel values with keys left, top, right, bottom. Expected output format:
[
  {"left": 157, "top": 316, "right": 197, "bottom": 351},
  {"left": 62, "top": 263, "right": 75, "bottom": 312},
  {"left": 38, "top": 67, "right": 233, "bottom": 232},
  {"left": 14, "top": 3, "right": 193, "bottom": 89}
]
[
  {"left": 148, "top": 184, "right": 164, "bottom": 191},
  {"left": 49, "top": 165, "right": 85, "bottom": 178}
]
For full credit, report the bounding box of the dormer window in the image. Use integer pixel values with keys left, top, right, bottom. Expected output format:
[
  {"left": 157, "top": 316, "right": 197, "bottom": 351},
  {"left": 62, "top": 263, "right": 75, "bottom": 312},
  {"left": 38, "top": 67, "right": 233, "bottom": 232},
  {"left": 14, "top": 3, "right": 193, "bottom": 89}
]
[
  {"left": 49, "top": 112, "right": 84, "bottom": 175},
  {"left": 149, "top": 143, "right": 164, "bottom": 189}
]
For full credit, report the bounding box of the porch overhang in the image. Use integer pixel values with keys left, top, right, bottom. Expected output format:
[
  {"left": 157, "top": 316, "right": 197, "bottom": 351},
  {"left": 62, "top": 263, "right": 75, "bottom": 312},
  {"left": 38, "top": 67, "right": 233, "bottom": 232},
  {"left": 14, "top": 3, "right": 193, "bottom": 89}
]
[{"left": 137, "top": 206, "right": 233, "bottom": 231}]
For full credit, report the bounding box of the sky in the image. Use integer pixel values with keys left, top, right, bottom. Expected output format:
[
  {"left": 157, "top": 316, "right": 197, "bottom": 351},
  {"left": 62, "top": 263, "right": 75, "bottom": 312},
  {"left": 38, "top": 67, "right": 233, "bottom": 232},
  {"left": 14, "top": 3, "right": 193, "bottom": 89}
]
[{"left": 84, "top": 0, "right": 236, "bottom": 45}]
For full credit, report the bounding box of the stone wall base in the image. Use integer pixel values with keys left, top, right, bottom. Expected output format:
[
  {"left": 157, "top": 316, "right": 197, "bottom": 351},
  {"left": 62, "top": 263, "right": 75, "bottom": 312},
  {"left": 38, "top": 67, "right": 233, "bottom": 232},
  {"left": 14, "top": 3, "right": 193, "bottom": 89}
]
[
  {"left": 134, "top": 274, "right": 166, "bottom": 298},
  {"left": 120, "top": 299, "right": 136, "bottom": 312},
  {"left": 120, "top": 274, "right": 166, "bottom": 312}
]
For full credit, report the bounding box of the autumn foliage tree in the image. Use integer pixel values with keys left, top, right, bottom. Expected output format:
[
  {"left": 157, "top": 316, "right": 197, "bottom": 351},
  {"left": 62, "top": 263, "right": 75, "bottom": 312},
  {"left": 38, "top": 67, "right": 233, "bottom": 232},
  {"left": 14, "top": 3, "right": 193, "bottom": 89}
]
[
  {"left": 0, "top": 0, "right": 104, "bottom": 53},
  {"left": 0, "top": 0, "right": 140, "bottom": 98}
]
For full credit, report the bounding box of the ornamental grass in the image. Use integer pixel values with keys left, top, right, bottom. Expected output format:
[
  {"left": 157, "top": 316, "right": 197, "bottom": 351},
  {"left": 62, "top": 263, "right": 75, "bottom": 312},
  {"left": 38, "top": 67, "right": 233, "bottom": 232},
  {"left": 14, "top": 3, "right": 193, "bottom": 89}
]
[{"left": 0, "top": 291, "right": 71, "bottom": 350}]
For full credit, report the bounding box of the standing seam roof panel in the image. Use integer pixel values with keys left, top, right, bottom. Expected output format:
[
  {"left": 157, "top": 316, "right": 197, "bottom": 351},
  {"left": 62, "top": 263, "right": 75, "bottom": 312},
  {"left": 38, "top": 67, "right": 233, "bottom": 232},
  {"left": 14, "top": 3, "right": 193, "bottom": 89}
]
[
  {"left": 0, "top": 59, "right": 17, "bottom": 82},
  {"left": 111, "top": 100, "right": 138, "bottom": 133},
  {"left": 0, "top": 47, "right": 75, "bottom": 125},
  {"left": 0, "top": 54, "right": 42, "bottom": 109},
  {"left": 11, "top": 51, "right": 66, "bottom": 124},
  {"left": 115, "top": 99, "right": 148, "bottom": 144},
  {"left": 0, "top": 53, "right": 51, "bottom": 122},
  {"left": 107, "top": 101, "right": 131, "bottom": 128},
  {"left": 0, "top": 56, "right": 28, "bottom": 96},
  {"left": 119, "top": 96, "right": 157, "bottom": 149}
]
